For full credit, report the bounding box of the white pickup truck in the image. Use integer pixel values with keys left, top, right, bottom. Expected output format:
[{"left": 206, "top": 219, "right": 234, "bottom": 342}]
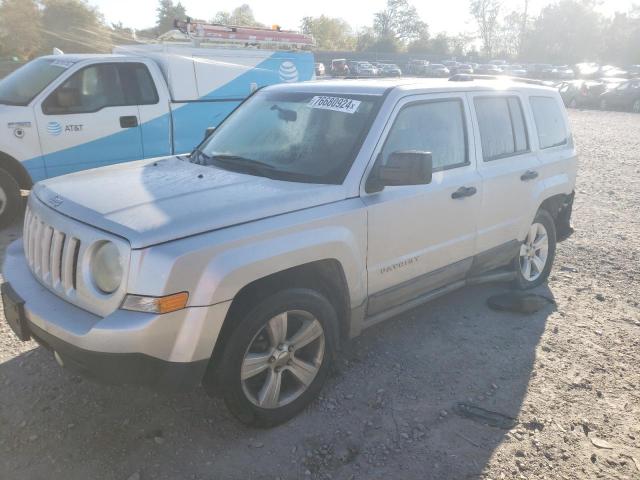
[
  {"left": 2, "top": 77, "right": 576, "bottom": 427},
  {"left": 0, "top": 42, "right": 314, "bottom": 227}
]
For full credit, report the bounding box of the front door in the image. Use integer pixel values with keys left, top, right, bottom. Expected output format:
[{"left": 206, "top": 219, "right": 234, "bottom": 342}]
[
  {"left": 34, "top": 62, "right": 143, "bottom": 178},
  {"left": 362, "top": 94, "right": 481, "bottom": 317}
]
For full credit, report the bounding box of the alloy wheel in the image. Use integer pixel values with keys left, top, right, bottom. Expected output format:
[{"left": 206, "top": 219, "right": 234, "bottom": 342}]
[
  {"left": 241, "top": 310, "right": 325, "bottom": 409},
  {"left": 519, "top": 222, "right": 549, "bottom": 282}
]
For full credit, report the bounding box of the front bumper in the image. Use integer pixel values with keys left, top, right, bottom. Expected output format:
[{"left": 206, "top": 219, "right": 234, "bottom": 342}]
[{"left": 2, "top": 240, "right": 232, "bottom": 391}]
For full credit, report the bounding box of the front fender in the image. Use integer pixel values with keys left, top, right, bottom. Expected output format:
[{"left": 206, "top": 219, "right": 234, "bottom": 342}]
[
  {"left": 193, "top": 224, "right": 366, "bottom": 307},
  {"left": 127, "top": 200, "right": 368, "bottom": 311}
]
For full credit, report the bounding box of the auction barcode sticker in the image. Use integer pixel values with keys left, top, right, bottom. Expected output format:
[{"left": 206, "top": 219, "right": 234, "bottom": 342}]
[{"left": 308, "top": 96, "right": 361, "bottom": 114}]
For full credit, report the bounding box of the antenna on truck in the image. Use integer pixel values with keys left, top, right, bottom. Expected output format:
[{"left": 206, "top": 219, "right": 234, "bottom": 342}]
[{"left": 172, "top": 18, "right": 314, "bottom": 50}]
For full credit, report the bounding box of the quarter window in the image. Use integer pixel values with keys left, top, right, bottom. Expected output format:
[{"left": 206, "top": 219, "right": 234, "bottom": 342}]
[
  {"left": 43, "top": 63, "right": 158, "bottom": 115},
  {"left": 530, "top": 96, "right": 567, "bottom": 149},
  {"left": 381, "top": 99, "right": 468, "bottom": 171},
  {"left": 474, "top": 96, "right": 529, "bottom": 161}
]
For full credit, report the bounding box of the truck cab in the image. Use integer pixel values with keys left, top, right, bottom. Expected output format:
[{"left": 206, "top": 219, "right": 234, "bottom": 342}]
[{"left": 0, "top": 23, "right": 315, "bottom": 227}]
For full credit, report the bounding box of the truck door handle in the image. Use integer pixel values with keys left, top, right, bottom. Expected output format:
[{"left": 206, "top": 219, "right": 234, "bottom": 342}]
[
  {"left": 520, "top": 170, "right": 539, "bottom": 181},
  {"left": 451, "top": 186, "right": 477, "bottom": 199},
  {"left": 119, "top": 116, "right": 138, "bottom": 128}
]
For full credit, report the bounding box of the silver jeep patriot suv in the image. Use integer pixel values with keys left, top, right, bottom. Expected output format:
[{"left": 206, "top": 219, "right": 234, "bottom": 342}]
[{"left": 2, "top": 78, "right": 576, "bottom": 426}]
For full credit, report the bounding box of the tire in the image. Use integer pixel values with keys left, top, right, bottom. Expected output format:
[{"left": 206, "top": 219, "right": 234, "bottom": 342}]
[
  {"left": 513, "top": 209, "right": 557, "bottom": 290},
  {"left": 632, "top": 99, "right": 640, "bottom": 113},
  {"left": 0, "top": 168, "right": 21, "bottom": 229},
  {"left": 215, "top": 288, "right": 338, "bottom": 428},
  {"left": 600, "top": 98, "right": 608, "bottom": 111}
]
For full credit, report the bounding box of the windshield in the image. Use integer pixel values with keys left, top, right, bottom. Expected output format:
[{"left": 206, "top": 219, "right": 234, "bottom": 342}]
[
  {"left": 198, "top": 90, "right": 381, "bottom": 184},
  {"left": 0, "top": 58, "right": 74, "bottom": 106}
]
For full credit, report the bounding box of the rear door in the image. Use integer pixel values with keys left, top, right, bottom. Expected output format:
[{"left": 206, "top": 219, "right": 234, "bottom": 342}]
[
  {"left": 35, "top": 61, "right": 143, "bottom": 178},
  {"left": 468, "top": 92, "right": 541, "bottom": 255}
]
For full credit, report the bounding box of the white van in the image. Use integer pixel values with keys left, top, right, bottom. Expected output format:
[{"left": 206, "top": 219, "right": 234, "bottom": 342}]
[{"left": 0, "top": 25, "right": 315, "bottom": 226}]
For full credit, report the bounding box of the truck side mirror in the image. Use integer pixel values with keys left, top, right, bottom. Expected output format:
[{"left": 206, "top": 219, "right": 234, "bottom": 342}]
[{"left": 366, "top": 150, "right": 433, "bottom": 193}]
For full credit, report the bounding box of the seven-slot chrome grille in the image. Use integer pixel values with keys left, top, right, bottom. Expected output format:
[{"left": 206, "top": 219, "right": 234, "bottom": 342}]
[{"left": 23, "top": 204, "right": 81, "bottom": 297}]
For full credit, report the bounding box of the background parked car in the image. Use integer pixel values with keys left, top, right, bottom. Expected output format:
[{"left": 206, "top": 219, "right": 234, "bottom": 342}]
[
  {"left": 315, "top": 62, "right": 325, "bottom": 76},
  {"left": 330, "top": 58, "right": 349, "bottom": 76},
  {"left": 526, "top": 63, "right": 553, "bottom": 78},
  {"left": 405, "top": 59, "right": 429, "bottom": 75},
  {"left": 598, "top": 65, "right": 628, "bottom": 79},
  {"left": 501, "top": 64, "right": 527, "bottom": 77},
  {"left": 558, "top": 80, "right": 600, "bottom": 108},
  {"left": 474, "top": 64, "right": 502, "bottom": 75},
  {"left": 599, "top": 79, "right": 640, "bottom": 112},
  {"left": 346, "top": 61, "right": 377, "bottom": 77},
  {"left": 453, "top": 63, "right": 474, "bottom": 75},
  {"left": 553, "top": 65, "right": 575, "bottom": 79},
  {"left": 423, "top": 63, "right": 450, "bottom": 77},
  {"left": 574, "top": 62, "right": 600, "bottom": 79},
  {"left": 379, "top": 63, "right": 402, "bottom": 77}
]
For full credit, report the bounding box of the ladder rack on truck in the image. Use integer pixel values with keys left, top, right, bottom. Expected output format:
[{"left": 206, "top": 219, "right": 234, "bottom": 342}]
[{"left": 172, "top": 19, "right": 314, "bottom": 50}]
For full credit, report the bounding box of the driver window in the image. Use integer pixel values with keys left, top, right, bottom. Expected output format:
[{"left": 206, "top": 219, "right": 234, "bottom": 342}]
[
  {"left": 381, "top": 99, "right": 468, "bottom": 171},
  {"left": 43, "top": 64, "right": 125, "bottom": 114}
]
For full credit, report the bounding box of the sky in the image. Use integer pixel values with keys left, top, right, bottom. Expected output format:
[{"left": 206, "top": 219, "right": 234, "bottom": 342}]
[{"left": 89, "top": 0, "right": 636, "bottom": 35}]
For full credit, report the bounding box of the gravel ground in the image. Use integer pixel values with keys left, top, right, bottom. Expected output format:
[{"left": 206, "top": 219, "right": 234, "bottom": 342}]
[{"left": 1, "top": 109, "right": 639, "bottom": 480}]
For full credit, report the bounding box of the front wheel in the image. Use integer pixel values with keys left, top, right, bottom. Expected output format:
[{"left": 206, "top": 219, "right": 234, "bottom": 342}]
[
  {"left": 513, "top": 210, "right": 557, "bottom": 290},
  {"left": 216, "top": 288, "right": 338, "bottom": 427},
  {"left": 0, "top": 168, "right": 21, "bottom": 229}
]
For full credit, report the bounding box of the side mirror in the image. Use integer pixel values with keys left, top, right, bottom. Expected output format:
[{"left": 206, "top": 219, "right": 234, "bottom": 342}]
[
  {"left": 367, "top": 150, "right": 433, "bottom": 192},
  {"left": 204, "top": 126, "right": 216, "bottom": 140}
]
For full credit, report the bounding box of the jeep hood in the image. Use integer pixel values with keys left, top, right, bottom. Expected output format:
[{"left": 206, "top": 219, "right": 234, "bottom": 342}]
[{"left": 34, "top": 157, "right": 349, "bottom": 248}]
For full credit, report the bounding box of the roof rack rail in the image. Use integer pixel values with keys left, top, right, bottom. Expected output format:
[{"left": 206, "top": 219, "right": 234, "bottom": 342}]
[{"left": 449, "top": 74, "right": 548, "bottom": 86}]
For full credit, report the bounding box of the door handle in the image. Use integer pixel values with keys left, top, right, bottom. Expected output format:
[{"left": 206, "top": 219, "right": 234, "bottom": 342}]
[
  {"left": 119, "top": 116, "right": 138, "bottom": 128},
  {"left": 520, "top": 170, "right": 539, "bottom": 181},
  {"left": 451, "top": 186, "right": 477, "bottom": 199}
]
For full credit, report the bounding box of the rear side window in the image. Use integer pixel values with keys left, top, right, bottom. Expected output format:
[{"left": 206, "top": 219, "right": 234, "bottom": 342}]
[
  {"left": 381, "top": 99, "right": 468, "bottom": 171},
  {"left": 530, "top": 96, "right": 567, "bottom": 149},
  {"left": 474, "top": 96, "right": 529, "bottom": 161},
  {"left": 120, "top": 63, "right": 159, "bottom": 105}
]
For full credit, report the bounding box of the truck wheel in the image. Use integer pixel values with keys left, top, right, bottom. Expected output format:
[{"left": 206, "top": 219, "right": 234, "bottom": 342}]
[
  {"left": 513, "top": 209, "right": 557, "bottom": 290},
  {"left": 0, "top": 168, "right": 21, "bottom": 229},
  {"left": 217, "top": 288, "right": 337, "bottom": 427}
]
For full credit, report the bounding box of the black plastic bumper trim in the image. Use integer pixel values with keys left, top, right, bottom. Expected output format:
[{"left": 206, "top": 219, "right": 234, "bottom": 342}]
[{"left": 28, "top": 321, "right": 208, "bottom": 392}]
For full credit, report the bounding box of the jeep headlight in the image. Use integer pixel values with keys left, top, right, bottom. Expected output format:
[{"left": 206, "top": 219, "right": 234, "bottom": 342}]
[{"left": 91, "top": 241, "right": 123, "bottom": 294}]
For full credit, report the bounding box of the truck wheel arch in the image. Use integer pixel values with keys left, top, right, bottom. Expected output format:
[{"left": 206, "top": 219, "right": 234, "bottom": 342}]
[
  {"left": 0, "top": 152, "right": 33, "bottom": 190},
  {"left": 207, "top": 259, "right": 351, "bottom": 374}
]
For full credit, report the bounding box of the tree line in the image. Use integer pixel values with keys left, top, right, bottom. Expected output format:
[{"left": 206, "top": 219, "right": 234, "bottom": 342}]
[{"left": 0, "top": 0, "right": 638, "bottom": 65}]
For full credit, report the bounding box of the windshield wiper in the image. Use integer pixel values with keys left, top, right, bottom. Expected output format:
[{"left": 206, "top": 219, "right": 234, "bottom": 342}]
[
  {"left": 208, "top": 154, "right": 279, "bottom": 177},
  {"left": 188, "top": 148, "right": 213, "bottom": 165}
]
